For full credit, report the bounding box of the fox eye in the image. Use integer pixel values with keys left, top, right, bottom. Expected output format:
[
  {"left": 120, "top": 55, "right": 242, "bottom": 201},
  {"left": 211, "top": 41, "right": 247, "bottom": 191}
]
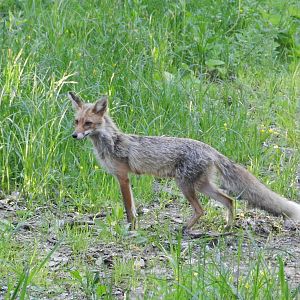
[
  {"left": 75, "top": 120, "right": 78, "bottom": 125},
  {"left": 84, "top": 121, "right": 93, "bottom": 126}
]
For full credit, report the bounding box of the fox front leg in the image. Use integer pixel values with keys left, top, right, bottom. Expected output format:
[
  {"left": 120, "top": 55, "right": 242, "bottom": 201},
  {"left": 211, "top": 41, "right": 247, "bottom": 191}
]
[{"left": 116, "top": 174, "right": 137, "bottom": 230}]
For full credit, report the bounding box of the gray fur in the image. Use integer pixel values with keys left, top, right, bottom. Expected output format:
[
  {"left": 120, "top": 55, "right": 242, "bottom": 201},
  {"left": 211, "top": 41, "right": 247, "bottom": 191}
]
[
  {"left": 216, "top": 157, "right": 300, "bottom": 220},
  {"left": 71, "top": 94, "right": 300, "bottom": 229}
]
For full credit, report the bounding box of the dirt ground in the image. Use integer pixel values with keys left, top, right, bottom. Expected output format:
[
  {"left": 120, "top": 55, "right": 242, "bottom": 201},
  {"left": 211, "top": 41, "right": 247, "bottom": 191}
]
[{"left": 0, "top": 188, "right": 300, "bottom": 299}]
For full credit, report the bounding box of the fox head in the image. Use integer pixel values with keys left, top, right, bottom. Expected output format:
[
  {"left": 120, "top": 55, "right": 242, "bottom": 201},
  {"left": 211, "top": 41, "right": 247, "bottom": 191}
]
[{"left": 68, "top": 92, "right": 108, "bottom": 140}]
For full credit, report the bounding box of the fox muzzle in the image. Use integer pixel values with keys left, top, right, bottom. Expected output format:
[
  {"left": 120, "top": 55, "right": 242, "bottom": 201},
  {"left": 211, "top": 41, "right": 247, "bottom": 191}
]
[{"left": 72, "top": 132, "right": 88, "bottom": 140}]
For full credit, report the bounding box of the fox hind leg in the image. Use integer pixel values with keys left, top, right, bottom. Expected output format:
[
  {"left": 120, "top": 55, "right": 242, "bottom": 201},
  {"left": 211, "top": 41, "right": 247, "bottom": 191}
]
[
  {"left": 176, "top": 180, "right": 204, "bottom": 231},
  {"left": 198, "top": 180, "right": 234, "bottom": 227}
]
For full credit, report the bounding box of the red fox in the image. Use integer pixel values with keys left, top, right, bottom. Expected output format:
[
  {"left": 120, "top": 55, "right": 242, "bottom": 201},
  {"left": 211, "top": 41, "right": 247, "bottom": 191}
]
[{"left": 68, "top": 92, "right": 300, "bottom": 230}]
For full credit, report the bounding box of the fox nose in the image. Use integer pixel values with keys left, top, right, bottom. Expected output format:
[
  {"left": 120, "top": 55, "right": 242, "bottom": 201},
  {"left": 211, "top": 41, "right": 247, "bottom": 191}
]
[{"left": 72, "top": 132, "right": 78, "bottom": 139}]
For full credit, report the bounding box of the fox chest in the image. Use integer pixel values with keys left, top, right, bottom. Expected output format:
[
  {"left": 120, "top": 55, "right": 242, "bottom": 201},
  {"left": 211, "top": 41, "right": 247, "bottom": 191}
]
[
  {"left": 93, "top": 148, "right": 117, "bottom": 174},
  {"left": 93, "top": 146, "right": 129, "bottom": 175}
]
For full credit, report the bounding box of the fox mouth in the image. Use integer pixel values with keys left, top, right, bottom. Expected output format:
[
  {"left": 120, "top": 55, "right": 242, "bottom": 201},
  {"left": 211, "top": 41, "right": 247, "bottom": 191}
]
[{"left": 72, "top": 131, "right": 92, "bottom": 140}]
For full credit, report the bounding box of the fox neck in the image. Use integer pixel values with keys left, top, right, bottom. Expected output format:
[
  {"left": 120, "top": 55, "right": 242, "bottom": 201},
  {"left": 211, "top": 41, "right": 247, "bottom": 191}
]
[
  {"left": 99, "top": 114, "right": 119, "bottom": 134},
  {"left": 89, "top": 114, "right": 121, "bottom": 155}
]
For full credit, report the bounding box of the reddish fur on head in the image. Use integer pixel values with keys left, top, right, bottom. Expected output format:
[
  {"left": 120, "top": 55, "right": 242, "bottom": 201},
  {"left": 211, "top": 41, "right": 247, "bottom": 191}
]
[{"left": 68, "top": 92, "right": 108, "bottom": 139}]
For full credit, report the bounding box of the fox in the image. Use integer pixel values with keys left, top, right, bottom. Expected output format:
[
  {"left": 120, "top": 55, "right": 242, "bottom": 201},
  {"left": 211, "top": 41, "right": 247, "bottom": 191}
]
[{"left": 68, "top": 91, "right": 300, "bottom": 230}]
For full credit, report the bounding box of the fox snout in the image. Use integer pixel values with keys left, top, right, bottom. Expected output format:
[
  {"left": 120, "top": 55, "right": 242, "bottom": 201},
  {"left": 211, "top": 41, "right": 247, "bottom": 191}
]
[{"left": 72, "top": 131, "right": 90, "bottom": 140}]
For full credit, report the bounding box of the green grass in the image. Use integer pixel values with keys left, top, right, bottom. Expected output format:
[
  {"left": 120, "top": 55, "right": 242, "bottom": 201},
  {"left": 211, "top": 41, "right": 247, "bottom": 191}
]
[{"left": 0, "top": 0, "right": 300, "bottom": 298}]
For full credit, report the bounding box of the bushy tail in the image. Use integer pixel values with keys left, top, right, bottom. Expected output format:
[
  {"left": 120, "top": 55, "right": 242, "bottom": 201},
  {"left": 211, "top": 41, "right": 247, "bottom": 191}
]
[{"left": 216, "top": 155, "right": 300, "bottom": 221}]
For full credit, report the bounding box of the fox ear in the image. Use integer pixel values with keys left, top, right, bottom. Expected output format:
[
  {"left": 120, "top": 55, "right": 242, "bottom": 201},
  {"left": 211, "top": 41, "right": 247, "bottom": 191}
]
[
  {"left": 93, "top": 96, "right": 108, "bottom": 115},
  {"left": 68, "top": 92, "right": 83, "bottom": 110}
]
